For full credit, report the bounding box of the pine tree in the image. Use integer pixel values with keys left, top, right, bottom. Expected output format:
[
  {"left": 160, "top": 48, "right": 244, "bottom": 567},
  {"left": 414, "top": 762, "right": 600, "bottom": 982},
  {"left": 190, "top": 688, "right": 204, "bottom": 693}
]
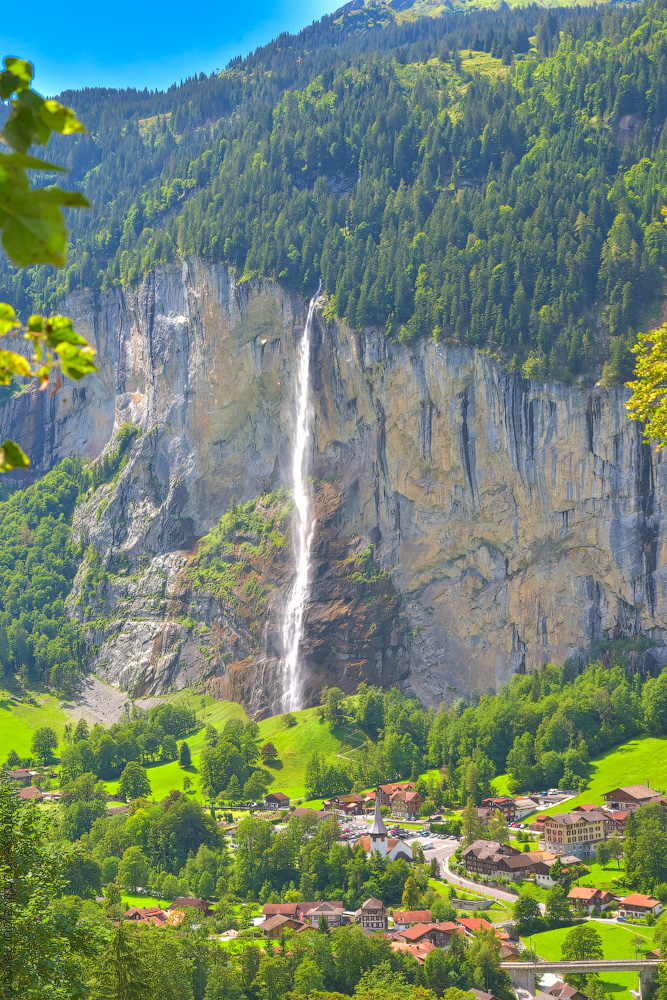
[{"left": 179, "top": 741, "right": 192, "bottom": 768}]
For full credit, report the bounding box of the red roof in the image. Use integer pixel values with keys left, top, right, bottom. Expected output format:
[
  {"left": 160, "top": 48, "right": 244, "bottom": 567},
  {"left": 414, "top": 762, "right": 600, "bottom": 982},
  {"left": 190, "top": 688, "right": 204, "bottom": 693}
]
[
  {"left": 620, "top": 893, "right": 661, "bottom": 908},
  {"left": 455, "top": 917, "right": 493, "bottom": 934},
  {"left": 18, "top": 786, "right": 42, "bottom": 799},
  {"left": 397, "top": 921, "right": 459, "bottom": 941}
]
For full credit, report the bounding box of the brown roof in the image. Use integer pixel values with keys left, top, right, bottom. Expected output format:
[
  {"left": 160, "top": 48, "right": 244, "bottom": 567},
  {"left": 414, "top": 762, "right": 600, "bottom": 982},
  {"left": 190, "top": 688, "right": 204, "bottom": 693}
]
[
  {"left": 7, "top": 769, "right": 33, "bottom": 779},
  {"left": 546, "top": 810, "right": 606, "bottom": 826},
  {"left": 359, "top": 896, "right": 385, "bottom": 910},
  {"left": 393, "top": 910, "right": 432, "bottom": 923},
  {"left": 604, "top": 785, "right": 661, "bottom": 801},
  {"left": 18, "top": 786, "right": 42, "bottom": 799},
  {"left": 265, "top": 792, "right": 290, "bottom": 802},
  {"left": 461, "top": 839, "right": 520, "bottom": 859},
  {"left": 304, "top": 901, "right": 344, "bottom": 915},
  {"left": 262, "top": 902, "right": 305, "bottom": 918},
  {"left": 262, "top": 914, "right": 301, "bottom": 932},
  {"left": 397, "top": 921, "right": 459, "bottom": 942}
]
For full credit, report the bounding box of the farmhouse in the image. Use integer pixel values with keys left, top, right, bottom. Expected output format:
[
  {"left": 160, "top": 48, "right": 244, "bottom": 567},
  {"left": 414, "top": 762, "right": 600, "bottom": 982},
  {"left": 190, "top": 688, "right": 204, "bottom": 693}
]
[
  {"left": 390, "top": 789, "right": 422, "bottom": 820},
  {"left": 392, "top": 909, "right": 432, "bottom": 930},
  {"left": 303, "top": 901, "right": 345, "bottom": 928},
  {"left": 603, "top": 785, "right": 664, "bottom": 812},
  {"left": 355, "top": 896, "right": 388, "bottom": 931},
  {"left": 264, "top": 792, "right": 290, "bottom": 809},
  {"left": 567, "top": 887, "right": 616, "bottom": 913},
  {"left": 376, "top": 781, "right": 416, "bottom": 808}
]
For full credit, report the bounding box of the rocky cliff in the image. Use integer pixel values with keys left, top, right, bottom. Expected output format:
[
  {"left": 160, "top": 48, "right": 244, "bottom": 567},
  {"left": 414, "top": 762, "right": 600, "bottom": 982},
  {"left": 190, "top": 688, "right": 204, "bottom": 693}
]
[{"left": 2, "top": 258, "right": 665, "bottom": 709}]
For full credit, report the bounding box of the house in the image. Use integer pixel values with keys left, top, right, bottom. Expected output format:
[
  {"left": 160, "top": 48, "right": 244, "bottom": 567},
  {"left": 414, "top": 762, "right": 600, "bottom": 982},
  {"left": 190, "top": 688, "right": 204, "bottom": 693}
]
[
  {"left": 290, "top": 808, "right": 332, "bottom": 823},
  {"left": 606, "top": 810, "right": 631, "bottom": 835},
  {"left": 390, "top": 789, "right": 423, "bottom": 820},
  {"left": 325, "top": 793, "right": 364, "bottom": 817},
  {"left": 531, "top": 853, "right": 585, "bottom": 887},
  {"left": 355, "top": 896, "right": 388, "bottom": 931},
  {"left": 6, "top": 768, "right": 34, "bottom": 786},
  {"left": 394, "top": 921, "right": 460, "bottom": 948},
  {"left": 376, "top": 781, "right": 416, "bottom": 808},
  {"left": 18, "top": 786, "right": 43, "bottom": 802},
  {"left": 500, "top": 941, "right": 521, "bottom": 960},
  {"left": 168, "top": 897, "right": 212, "bottom": 916},
  {"left": 546, "top": 981, "right": 593, "bottom": 1000},
  {"left": 261, "top": 914, "right": 305, "bottom": 937},
  {"left": 303, "top": 901, "right": 344, "bottom": 928},
  {"left": 480, "top": 796, "right": 517, "bottom": 823},
  {"left": 460, "top": 840, "right": 522, "bottom": 878},
  {"left": 390, "top": 939, "right": 435, "bottom": 964},
  {"left": 513, "top": 796, "right": 541, "bottom": 819},
  {"left": 542, "top": 810, "right": 607, "bottom": 858},
  {"left": 603, "top": 785, "right": 664, "bottom": 812},
  {"left": 567, "top": 887, "right": 616, "bottom": 913},
  {"left": 264, "top": 792, "right": 290, "bottom": 810},
  {"left": 618, "top": 893, "right": 663, "bottom": 920},
  {"left": 392, "top": 909, "right": 432, "bottom": 930},
  {"left": 124, "top": 905, "right": 182, "bottom": 927},
  {"left": 455, "top": 917, "right": 494, "bottom": 936}
]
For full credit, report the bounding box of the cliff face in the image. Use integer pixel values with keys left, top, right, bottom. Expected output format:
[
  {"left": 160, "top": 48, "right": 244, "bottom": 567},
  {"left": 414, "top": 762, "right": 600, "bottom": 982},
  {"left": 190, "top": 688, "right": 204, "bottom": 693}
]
[{"left": 3, "top": 259, "right": 665, "bottom": 708}]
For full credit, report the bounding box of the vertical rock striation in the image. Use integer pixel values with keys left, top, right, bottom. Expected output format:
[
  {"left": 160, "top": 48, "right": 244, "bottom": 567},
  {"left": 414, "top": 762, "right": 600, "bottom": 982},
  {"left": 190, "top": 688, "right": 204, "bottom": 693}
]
[{"left": 1, "top": 258, "right": 664, "bottom": 708}]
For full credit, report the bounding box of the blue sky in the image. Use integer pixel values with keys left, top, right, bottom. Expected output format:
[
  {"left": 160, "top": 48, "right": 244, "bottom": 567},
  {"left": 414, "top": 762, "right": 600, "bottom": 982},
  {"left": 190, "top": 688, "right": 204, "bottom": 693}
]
[{"left": 1, "top": 0, "right": 337, "bottom": 96}]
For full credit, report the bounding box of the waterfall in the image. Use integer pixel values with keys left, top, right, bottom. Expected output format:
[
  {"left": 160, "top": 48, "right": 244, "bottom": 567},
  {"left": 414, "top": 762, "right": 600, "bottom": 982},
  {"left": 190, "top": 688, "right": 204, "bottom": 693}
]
[{"left": 281, "top": 287, "right": 319, "bottom": 712}]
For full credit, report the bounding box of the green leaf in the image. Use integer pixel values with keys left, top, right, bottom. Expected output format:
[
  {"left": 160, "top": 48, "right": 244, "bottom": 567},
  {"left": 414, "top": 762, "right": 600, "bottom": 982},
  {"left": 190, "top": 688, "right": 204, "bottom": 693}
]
[
  {"left": 0, "top": 303, "right": 20, "bottom": 337},
  {"left": 0, "top": 438, "right": 30, "bottom": 472},
  {"left": 43, "top": 99, "right": 86, "bottom": 137},
  {"left": 56, "top": 343, "right": 97, "bottom": 381},
  {"left": 0, "top": 59, "right": 33, "bottom": 100},
  {"left": 43, "top": 315, "right": 88, "bottom": 348},
  {"left": 0, "top": 187, "right": 69, "bottom": 266},
  {"left": 0, "top": 152, "right": 65, "bottom": 173}
]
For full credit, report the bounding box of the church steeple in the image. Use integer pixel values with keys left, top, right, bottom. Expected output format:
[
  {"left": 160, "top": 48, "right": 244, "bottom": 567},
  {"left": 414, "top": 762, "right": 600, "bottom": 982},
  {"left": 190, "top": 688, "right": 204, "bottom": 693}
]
[{"left": 369, "top": 789, "right": 388, "bottom": 855}]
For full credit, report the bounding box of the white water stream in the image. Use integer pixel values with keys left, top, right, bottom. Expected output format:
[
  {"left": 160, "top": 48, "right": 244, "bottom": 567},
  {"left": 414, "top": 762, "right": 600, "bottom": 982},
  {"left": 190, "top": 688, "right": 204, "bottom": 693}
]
[{"left": 280, "top": 288, "right": 320, "bottom": 711}]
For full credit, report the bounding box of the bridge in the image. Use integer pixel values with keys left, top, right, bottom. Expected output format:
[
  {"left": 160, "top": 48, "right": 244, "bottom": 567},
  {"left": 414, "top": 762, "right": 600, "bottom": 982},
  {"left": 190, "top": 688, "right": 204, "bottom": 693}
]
[{"left": 501, "top": 958, "right": 660, "bottom": 998}]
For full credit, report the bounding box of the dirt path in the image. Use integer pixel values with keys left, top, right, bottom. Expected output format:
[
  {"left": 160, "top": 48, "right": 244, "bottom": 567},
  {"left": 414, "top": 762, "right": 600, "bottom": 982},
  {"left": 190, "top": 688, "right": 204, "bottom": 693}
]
[{"left": 61, "top": 675, "right": 160, "bottom": 726}]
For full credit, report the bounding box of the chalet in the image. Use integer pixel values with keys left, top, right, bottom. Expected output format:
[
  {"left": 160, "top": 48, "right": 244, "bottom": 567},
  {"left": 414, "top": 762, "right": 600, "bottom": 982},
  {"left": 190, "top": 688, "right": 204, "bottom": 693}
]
[
  {"left": 392, "top": 909, "right": 432, "bottom": 931},
  {"left": 326, "top": 793, "right": 364, "bottom": 817},
  {"left": 390, "top": 789, "right": 422, "bottom": 820},
  {"left": 18, "top": 786, "right": 43, "bottom": 802},
  {"left": 390, "top": 939, "right": 435, "bottom": 964},
  {"left": 606, "top": 810, "right": 631, "bottom": 835},
  {"left": 355, "top": 896, "right": 388, "bottom": 932},
  {"left": 376, "top": 781, "right": 416, "bottom": 808},
  {"left": 303, "top": 901, "right": 344, "bottom": 928},
  {"left": 124, "top": 905, "right": 182, "bottom": 926},
  {"left": 6, "top": 768, "right": 35, "bottom": 786},
  {"left": 455, "top": 917, "right": 494, "bottom": 936},
  {"left": 460, "top": 840, "right": 521, "bottom": 878},
  {"left": 264, "top": 792, "right": 290, "bottom": 810},
  {"left": 480, "top": 796, "right": 517, "bottom": 823},
  {"left": 261, "top": 914, "right": 305, "bottom": 937},
  {"left": 567, "top": 887, "right": 616, "bottom": 913},
  {"left": 546, "top": 982, "right": 594, "bottom": 1000},
  {"left": 394, "top": 921, "right": 460, "bottom": 948},
  {"left": 531, "top": 853, "right": 584, "bottom": 887},
  {"left": 542, "top": 810, "right": 607, "bottom": 858},
  {"left": 603, "top": 785, "right": 664, "bottom": 812},
  {"left": 168, "top": 897, "right": 212, "bottom": 916},
  {"left": 618, "top": 893, "right": 664, "bottom": 920},
  {"left": 514, "top": 796, "right": 541, "bottom": 819}
]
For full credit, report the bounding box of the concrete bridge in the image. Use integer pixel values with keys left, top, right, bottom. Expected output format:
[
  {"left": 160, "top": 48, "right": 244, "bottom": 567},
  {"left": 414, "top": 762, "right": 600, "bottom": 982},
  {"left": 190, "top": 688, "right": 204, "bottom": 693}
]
[{"left": 502, "top": 959, "right": 660, "bottom": 998}]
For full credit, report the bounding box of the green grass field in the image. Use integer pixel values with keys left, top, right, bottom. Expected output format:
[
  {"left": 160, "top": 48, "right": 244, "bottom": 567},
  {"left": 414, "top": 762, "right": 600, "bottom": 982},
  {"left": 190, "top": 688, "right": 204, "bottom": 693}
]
[
  {"left": 523, "top": 921, "right": 656, "bottom": 998},
  {"left": 0, "top": 687, "right": 68, "bottom": 761}
]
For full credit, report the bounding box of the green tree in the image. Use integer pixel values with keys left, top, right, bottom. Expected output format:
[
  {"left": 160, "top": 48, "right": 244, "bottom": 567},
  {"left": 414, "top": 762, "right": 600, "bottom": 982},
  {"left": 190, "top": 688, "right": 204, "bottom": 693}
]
[
  {"left": 198, "top": 870, "right": 214, "bottom": 899},
  {"left": 462, "top": 797, "right": 481, "bottom": 846},
  {"left": 260, "top": 742, "right": 279, "bottom": 764},
  {"left": 117, "top": 845, "right": 150, "bottom": 891},
  {"left": 562, "top": 923, "right": 604, "bottom": 960},
  {"left": 0, "top": 782, "right": 88, "bottom": 998},
  {"left": 608, "top": 833, "right": 624, "bottom": 868},
  {"left": 596, "top": 840, "right": 612, "bottom": 866},
  {"left": 118, "top": 761, "right": 150, "bottom": 801},
  {"left": 89, "top": 922, "right": 149, "bottom": 1000},
  {"left": 179, "top": 741, "right": 192, "bottom": 767},
  {"left": 401, "top": 874, "right": 422, "bottom": 909},
  {"left": 243, "top": 770, "right": 269, "bottom": 802},
  {"left": 546, "top": 883, "right": 572, "bottom": 923},
  {"left": 513, "top": 894, "right": 543, "bottom": 935},
  {"left": 293, "top": 956, "right": 324, "bottom": 995},
  {"left": 488, "top": 808, "right": 510, "bottom": 843},
  {"left": 31, "top": 726, "right": 58, "bottom": 764}
]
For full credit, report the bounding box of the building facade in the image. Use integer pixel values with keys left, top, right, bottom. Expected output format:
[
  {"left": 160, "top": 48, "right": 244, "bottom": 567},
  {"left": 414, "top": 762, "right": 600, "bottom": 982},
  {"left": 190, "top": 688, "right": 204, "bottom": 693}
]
[{"left": 542, "top": 810, "right": 607, "bottom": 858}]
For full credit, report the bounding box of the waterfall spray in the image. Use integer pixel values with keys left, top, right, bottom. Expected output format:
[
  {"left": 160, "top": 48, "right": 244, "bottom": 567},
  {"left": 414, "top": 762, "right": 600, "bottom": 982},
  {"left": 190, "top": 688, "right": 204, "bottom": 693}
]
[{"left": 281, "top": 287, "right": 320, "bottom": 712}]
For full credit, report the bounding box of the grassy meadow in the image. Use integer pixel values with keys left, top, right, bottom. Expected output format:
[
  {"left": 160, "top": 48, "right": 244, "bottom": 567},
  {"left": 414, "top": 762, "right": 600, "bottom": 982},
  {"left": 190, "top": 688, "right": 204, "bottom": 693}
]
[{"left": 523, "top": 920, "right": 657, "bottom": 999}]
